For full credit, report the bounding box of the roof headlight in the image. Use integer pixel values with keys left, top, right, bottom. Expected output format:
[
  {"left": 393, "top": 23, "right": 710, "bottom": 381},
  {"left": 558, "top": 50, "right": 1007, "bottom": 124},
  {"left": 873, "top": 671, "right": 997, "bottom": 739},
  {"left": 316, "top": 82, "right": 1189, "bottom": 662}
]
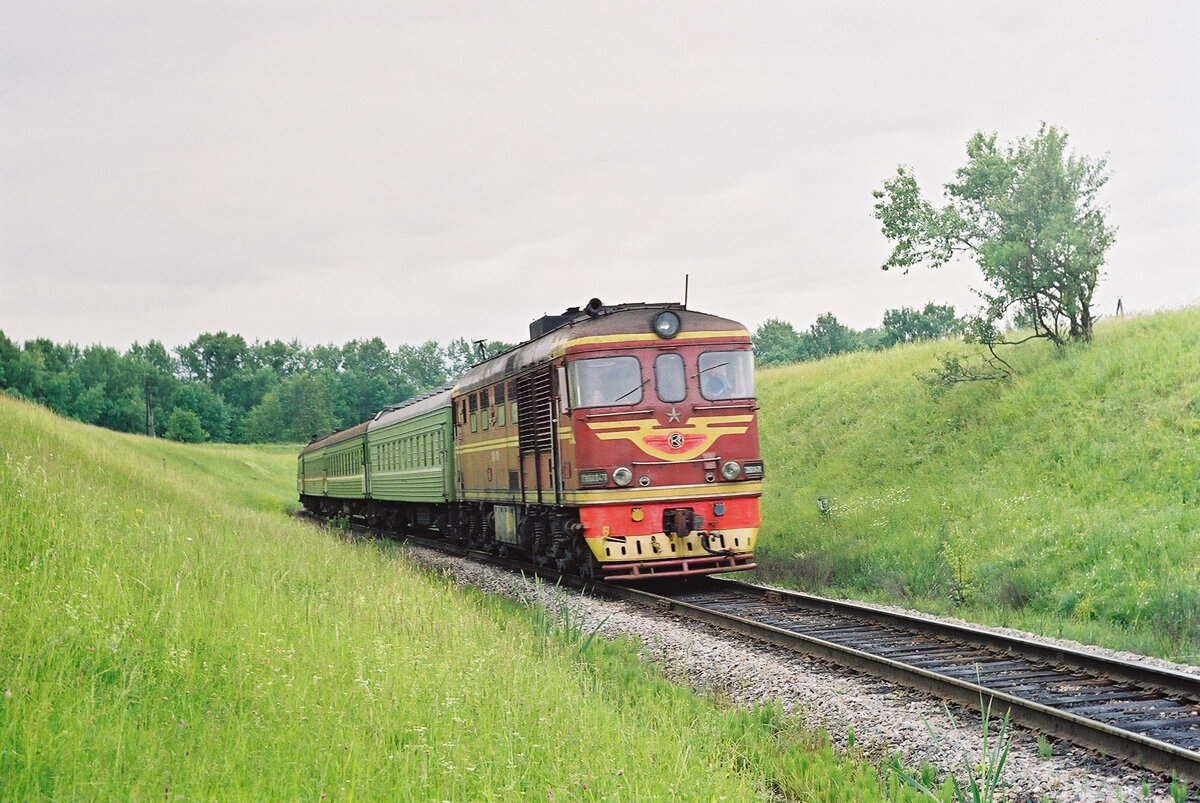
[{"left": 652, "top": 310, "right": 681, "bottom": 339}]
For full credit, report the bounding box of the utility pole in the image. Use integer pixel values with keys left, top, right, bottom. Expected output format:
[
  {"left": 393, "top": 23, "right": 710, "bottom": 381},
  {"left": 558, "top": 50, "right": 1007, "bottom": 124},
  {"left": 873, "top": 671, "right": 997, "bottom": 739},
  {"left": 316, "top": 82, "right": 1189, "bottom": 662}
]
[{"left": 145, "top": 376, "right": 155, "bottom": 437}]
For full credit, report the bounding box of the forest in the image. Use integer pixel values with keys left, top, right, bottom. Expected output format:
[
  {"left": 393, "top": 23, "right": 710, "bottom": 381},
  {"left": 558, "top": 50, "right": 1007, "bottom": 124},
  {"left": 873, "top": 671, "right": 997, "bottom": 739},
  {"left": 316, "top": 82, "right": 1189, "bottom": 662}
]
[{"left": 0, "top": 330, "right": 511, "bottom": 444}]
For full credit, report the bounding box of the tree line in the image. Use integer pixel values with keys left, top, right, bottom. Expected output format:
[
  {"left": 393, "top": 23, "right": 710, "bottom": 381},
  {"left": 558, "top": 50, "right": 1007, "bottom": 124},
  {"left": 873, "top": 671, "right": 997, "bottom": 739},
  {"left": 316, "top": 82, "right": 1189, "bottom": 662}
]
[
  {"left": 0, "top": 331, "right": 511, "bottom": 443},
  {"left": 751, "top": 302, "right": 959, "bottom": 367},
  {"left": 1, "top": 306, "right": 958, "bottom": 443}
]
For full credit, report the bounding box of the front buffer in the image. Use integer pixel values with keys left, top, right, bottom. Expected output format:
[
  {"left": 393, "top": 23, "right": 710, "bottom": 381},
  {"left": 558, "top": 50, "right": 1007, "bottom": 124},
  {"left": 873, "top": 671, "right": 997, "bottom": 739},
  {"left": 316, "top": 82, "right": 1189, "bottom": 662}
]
[{"left": 580, "top": 494, "right": 759, "bottom": 580}]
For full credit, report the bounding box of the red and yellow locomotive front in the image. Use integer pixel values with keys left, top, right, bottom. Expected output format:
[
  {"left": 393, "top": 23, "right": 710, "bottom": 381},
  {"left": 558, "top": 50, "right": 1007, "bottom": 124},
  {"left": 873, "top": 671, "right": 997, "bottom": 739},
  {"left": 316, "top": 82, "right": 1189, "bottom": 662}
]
[{"left": 558, "top": 308, "right": 762, "bottom": 579}]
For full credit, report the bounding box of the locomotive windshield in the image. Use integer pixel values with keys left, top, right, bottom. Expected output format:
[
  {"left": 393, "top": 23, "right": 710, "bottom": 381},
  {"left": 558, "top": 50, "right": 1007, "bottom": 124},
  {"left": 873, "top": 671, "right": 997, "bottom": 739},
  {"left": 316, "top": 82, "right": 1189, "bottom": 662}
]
[
  {"left": 569, "top": 356, "right": 644, "bottom": 407},
  {"left": 569, "top": 350, "right": 755, "bottom": 408},
  {"left": 697, "top": 350, "right": 755, "bottom": 400},
  {"left": 654, "top": 353, "right": 686, "bottom": 403}
]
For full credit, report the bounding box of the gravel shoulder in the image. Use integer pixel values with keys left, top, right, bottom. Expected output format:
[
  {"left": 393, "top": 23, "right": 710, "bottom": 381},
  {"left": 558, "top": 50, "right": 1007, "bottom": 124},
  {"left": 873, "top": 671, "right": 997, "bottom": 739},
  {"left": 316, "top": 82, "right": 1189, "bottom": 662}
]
[{"left": 403, "top": 545, "right": 1191, "bottom": 802}]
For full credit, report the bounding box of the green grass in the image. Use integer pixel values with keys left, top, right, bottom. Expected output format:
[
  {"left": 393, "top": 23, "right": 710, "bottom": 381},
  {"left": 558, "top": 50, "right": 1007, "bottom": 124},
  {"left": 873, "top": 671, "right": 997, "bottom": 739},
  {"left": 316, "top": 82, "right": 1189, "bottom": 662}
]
[
  {"left": 754, "top": 307, "right": 1200, "bottom": 663},
  {"left": 1, "top": 394, "right": 922, "bottom": 800}
]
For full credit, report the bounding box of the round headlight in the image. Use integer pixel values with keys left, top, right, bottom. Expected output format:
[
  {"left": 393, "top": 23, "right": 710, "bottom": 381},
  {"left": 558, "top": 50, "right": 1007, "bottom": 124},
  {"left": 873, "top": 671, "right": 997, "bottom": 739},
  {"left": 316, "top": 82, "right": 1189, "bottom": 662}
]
[
  {"left": 613, "top": 466, "right": 634, "bottom": 487},
  {"left": 721, "top": 460, "right": 741, "bottom": 480},
  {"left": 652, "top": 310, "right": 681, "bottom": 339}
]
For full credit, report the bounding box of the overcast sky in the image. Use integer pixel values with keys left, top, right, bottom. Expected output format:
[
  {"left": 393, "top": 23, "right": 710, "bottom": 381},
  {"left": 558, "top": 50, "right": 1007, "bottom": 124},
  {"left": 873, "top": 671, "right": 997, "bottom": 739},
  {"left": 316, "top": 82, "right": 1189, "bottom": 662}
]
[{"left": 2, "top": 2, "right": 1197, "bottom": 352}]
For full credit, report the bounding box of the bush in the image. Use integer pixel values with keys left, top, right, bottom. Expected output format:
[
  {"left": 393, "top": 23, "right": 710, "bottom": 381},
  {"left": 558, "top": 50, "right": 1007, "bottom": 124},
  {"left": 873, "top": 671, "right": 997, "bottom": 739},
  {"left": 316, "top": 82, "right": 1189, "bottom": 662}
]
[{"left": 165, "top": 408, "right": 208, "bottom": 442}]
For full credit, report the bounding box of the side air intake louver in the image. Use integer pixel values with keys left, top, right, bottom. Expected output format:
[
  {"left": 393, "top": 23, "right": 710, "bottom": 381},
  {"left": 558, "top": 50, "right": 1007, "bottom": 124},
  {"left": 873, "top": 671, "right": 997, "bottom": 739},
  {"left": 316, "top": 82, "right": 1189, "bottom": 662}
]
[{"left": 515, "top": 371, "right": 554, "bottom": 455}]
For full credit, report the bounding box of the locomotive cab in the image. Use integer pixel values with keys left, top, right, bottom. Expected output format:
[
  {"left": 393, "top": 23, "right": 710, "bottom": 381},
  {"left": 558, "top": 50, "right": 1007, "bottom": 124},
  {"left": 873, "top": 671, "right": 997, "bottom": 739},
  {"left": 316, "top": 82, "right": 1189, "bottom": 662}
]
[{"left": 555, "top": 305, "right": 763, "bottom": 579}]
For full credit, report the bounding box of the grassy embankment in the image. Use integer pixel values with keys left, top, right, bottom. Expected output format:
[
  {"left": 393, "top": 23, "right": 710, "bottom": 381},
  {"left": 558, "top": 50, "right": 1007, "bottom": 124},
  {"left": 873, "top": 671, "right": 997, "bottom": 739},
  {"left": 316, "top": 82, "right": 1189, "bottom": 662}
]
[
  {"left": 1, "top": 395, "right": 923, "bottom": 800},
  {"left": 755, "top": 307, "right": 1200, "bottom": 663}
]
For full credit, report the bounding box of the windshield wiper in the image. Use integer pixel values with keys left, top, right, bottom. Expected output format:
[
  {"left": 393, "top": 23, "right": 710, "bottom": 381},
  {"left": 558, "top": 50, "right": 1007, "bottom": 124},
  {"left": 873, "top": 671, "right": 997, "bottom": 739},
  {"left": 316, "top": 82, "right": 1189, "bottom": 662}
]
[
  {"left": 613, "top": 378, "right": 650, "bottom": 403},
  {"left": 694, "top": 361, "right": 729, "bottom": 378}
]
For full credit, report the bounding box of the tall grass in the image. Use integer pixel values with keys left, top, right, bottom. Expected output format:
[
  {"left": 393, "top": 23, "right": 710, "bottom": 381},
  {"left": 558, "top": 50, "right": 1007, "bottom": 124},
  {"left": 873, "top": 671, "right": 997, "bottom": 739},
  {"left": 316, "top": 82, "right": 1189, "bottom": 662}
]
[
  {"left": 1, "top": 395, "right": 923, "bottom": 800},
  {"left": 755, "top": 308, "right": 1200, "bottom": 662}
]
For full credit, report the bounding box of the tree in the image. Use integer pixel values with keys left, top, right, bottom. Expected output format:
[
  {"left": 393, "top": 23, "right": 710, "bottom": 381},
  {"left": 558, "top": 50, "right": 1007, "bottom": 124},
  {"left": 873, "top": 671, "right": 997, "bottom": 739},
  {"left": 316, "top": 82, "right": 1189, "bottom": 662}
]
[
  {"left": 296, "top": 343, "right": 343, "bottom": 374},
  {"left": 805, "top": 313, "right": 855, "bottom": 360},
  {"left": 247, "top": 338, "right": 302, "bottom": 376},
  {"left": 395, "top": 340, "right": 449, "bottom": 391},
  {"left": 752, "top": 319, "right": 805, "bottom": 366},
  {"left": 127, "top": 340, "right": 180, "bottom": 436},
  {"left": 0, "top": 330, "right": 20, "bottom": 389},
  {"left": 851, "top": 326, "right": 889, "bottom": 352},
  {"left": 873, "top": 124, "right": 1115, "bottom": 347},
  {"left": 171, "top": 383, "right": 233, "bottom": 442},
  {"left": 165, "top": 408, "right": 207, "bottom": 442},
  {"left": 277, "top": 373, "right": 340, "bottom": 442},
  {"left": 219, "top": 366, "right": 280, "bottom": 437},
  {"left": 882, "top": 303, "right": 959, "bottom": 346},
  {"left": 241, "top": 390, "right": 285, "bottom": 443},
  {"left": 176, "top": 332, "right": 248, "bottom": 385}
]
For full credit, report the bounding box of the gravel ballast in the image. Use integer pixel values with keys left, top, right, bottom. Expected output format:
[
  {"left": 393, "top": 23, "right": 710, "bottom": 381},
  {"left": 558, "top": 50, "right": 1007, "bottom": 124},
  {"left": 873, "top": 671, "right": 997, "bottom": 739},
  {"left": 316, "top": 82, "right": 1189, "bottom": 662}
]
[{"left": 402, "top": 545, "right": 1194, "bottom": 802}]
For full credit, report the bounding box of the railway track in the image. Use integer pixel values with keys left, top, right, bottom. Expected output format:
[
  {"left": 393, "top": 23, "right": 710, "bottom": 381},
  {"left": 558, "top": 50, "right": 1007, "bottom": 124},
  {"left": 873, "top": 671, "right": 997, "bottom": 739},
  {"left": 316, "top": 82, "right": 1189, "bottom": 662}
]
[
  {"left": 598, "top": 576, "right": 1200, "bottom": 784},
  {"left": 318, "top": 516, "right": 1200, "bottom": 783}
]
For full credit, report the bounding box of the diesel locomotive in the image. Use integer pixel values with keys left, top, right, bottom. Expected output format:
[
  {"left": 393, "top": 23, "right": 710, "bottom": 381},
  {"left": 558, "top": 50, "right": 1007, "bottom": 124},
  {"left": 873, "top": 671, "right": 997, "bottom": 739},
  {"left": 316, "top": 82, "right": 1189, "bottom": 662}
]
[{"left": 297, "top": 300, "right": 763, "bottom": 580}]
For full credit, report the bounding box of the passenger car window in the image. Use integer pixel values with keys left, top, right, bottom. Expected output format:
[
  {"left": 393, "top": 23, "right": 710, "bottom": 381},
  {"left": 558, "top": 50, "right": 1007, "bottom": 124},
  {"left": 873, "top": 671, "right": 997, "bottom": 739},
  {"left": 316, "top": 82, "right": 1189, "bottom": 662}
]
[
  {"left": 568, "top": 356, "right": 644, "bottom": 407},
  {"left": 654, "top": 353, "right": 686, "bottom": 403},
  {"left": 698, "top": 351, "right": 755, "bottom": 400}
]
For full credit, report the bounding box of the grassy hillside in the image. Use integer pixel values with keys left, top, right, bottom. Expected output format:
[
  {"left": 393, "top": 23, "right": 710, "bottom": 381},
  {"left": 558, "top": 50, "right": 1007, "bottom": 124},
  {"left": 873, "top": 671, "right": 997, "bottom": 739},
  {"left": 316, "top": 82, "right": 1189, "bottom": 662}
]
[
  {"left": 755, "top": 308, "right": 1200, "bottom": 662},
  {"left": 0, "top": 395, "right": 915, "bottom": 800}
]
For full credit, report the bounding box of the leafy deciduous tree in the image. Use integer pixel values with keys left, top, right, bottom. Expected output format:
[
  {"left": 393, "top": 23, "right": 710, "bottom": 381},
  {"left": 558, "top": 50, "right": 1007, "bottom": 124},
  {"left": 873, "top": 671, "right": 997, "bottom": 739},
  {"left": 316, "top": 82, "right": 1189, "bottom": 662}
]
[
  {"left": 806, "top": 313, "right": 855, "bottom": 360},
  {"left": 395, "top": 340, "right": 449, "bottom": 392},
  {"left": 882, "top": 303, "right": 959, "bottom": 346},
  {"left": 165, "top": 408, "right": 208, "bottom": 442},
  {"left": 278, "top": 372, "right": 340, "bottom": 443},
  {"left": 171, "top": 383, "right": 233, "bottom": 442},
  {"left": 752, "top": 319, "right": 806, "bottom": 366},
  {"left": 176, "top": 332, "right": 248, "bottom": 385},
  {"left": 874, "top": 124, "right": 1115, "bottom": 347}
]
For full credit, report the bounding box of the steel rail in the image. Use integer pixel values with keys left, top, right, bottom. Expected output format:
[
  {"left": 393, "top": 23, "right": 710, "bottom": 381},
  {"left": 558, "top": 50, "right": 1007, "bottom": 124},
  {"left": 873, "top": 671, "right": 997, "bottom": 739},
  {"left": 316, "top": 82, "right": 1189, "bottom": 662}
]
[
  {"left": 596, "top": 578, "right": 1200, "bottom": 783},
  {"left": 715, "top": 579, "right": 1200, "bottom": 698}
]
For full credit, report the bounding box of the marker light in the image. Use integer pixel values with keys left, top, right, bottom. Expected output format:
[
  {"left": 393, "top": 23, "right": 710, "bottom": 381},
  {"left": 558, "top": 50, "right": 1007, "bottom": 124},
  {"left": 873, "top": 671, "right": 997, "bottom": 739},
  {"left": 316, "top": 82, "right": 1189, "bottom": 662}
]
[
  {"left": 613, "top": 466, "right": 634, "bottom": 487},
  {"left": 721, "top": 460, "right": 741, "bottom": 480}
]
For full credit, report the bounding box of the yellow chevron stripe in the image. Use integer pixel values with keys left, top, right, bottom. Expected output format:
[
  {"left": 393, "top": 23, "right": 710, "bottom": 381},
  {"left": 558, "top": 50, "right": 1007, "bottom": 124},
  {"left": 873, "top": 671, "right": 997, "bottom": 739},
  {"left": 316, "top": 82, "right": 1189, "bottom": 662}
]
[{"left": 585, "top": 414, "right": 754, "bottom": 461}]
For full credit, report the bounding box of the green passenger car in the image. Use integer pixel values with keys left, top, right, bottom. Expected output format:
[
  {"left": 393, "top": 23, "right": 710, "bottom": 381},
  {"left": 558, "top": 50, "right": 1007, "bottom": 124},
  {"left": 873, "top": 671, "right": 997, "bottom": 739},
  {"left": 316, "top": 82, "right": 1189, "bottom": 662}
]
[
  {"left": 365, "top": 386, "right": 456, "bottom": 505},
  {"left": 297, "top": 384, "right": 456, "bottom": 526},
  {"left": 297, "top": 420, "right": 370, "bottom": 504}
]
